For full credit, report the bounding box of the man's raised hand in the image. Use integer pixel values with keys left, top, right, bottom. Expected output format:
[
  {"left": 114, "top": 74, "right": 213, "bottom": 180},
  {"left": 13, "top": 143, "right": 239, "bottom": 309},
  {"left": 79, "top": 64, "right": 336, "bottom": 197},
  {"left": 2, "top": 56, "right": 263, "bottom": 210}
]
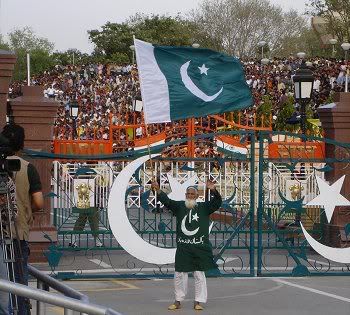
[
  {"left": 206, "top": 179, "right": 216, "bottom": 191},
  {"left": 151, "top": 181, "right": 160, "bottom": 192}
]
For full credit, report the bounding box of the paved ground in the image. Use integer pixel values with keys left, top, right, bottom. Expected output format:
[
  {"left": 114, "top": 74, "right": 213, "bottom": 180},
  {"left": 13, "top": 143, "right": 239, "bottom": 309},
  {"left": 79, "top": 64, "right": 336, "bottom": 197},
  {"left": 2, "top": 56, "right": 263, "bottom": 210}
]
[{"left": 29, "top": 276, "right": 350, "bottom": 315}]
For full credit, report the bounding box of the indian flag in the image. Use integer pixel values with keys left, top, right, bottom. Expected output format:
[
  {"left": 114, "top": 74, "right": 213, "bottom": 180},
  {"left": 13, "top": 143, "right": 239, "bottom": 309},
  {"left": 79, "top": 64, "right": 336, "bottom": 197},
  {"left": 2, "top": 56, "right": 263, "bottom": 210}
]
[
  {"left": 134, "top": 39, "right": 252, "bottom": 124},
  {"left": 134, "top": 132, "right": 166, "bottom": 151},
  {"left": 215, "top": 135, "right": 248, "bottom": 156}
]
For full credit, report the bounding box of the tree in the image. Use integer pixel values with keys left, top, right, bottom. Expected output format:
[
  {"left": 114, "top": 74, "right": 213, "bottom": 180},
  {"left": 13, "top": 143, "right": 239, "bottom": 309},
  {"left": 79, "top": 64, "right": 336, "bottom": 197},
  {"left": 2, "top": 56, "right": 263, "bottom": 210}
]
[
  {"left": 0, "top": 34, "right": 10, "bottom": 50},
  {"left": 190, "top": 0, "right": 308, "bottom": 58},
  {"left": 256, "top": 96, "right": 272, "bottom": 127},
  {"left": 274, "top": 96, "right": 297, "bottom": 132},
  {"left": 307, "top": 0, "right": 350, "bottom": 43},
  {"left": 88, "top": 14, "right": 194, "bottom": 61},
  {"left": 88, "top": 22, "right": 134, "bottom": 59},
  {"left": 6, "top": 27, "right": 55, "bottom": 80},
  {"left": 8, "top": 26, "right": 54, "bottom": 53},
  {"left": 275, "top": 27, "right": 326, "bottom": 58},
  {"left": 52, "top": 49, "right": 90, "bottom": 66},
  {"left": 129, "top": 13, "right": 193, "bottom": 47}
]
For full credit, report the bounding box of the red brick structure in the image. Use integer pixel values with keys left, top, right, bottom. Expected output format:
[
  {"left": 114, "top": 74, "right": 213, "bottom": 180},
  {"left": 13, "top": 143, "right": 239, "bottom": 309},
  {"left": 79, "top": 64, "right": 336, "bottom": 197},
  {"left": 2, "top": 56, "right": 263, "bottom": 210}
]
[
  {"left": 9, "top": 86, "right": 59, "bottom": 261},
  {"left": 0, "top": 50, "right": 16, "bottom": 130},
  {"left": 318, "top": 92, "right": 350, "bottom": 245}
]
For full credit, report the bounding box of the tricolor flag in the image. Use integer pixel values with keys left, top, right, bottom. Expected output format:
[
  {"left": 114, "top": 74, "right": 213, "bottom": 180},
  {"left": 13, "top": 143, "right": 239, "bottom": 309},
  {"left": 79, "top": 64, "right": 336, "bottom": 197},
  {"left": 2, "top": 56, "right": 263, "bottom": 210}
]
[
  {"left": 134, "top": 132, "right": 166, "bottom": 151},
  {"left": 135, "top": 39, "right": 252, "bottom": 124},
  {"left": 215, "top": 135, "right": 248, "bottom": 157}
]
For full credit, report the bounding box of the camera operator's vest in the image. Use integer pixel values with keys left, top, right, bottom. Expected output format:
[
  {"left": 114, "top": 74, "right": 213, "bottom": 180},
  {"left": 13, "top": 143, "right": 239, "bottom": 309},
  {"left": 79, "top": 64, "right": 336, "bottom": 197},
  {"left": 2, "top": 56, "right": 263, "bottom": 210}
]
[{"left": 8, "top": 156, "right": 32, "bottom": 240}]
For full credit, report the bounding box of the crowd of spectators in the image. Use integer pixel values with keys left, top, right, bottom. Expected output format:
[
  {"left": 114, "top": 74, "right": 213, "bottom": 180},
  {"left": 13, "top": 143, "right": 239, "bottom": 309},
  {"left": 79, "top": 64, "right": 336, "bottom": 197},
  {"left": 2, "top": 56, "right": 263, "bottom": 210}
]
[{"left": 8, "top": 56, "right": 349, "bottom": 156}]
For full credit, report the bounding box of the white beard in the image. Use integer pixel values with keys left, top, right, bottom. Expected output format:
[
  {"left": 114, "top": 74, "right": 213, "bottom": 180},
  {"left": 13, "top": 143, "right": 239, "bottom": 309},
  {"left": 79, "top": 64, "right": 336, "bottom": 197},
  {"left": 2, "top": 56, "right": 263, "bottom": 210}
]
[{"left": 185, "top": 199, "right": 197, "bottom": 209}]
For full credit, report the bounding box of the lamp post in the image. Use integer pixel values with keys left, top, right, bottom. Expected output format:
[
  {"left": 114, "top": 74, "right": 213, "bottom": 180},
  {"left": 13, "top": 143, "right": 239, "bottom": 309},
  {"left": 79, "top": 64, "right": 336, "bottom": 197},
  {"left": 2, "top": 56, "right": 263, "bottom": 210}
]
[
  {"left": 341, "top": 41, "right": 350, "bottom": 92},
  {"left": 296, "top": 51, "right": 306, "bottom": 60},
  {"left": 258, "top": 41, "right": 267, "bottom": 59},
  {"left": 192, "top": 43, "right": 200, "bottom": 48},
  {"left": 293, "top": 57, "right": 314, "bottom": 137},
  {"left": 70, "top": 102, "right": 79, "bottom": 139},
  {"left": 329, "top": 38, "right": 337, "bottom": 58},
  {"left": 130, "top": 44, "right": 135, "bottom": 64},
  {"left": 261, "top": 58, "right": 269, "bottom": 65}
]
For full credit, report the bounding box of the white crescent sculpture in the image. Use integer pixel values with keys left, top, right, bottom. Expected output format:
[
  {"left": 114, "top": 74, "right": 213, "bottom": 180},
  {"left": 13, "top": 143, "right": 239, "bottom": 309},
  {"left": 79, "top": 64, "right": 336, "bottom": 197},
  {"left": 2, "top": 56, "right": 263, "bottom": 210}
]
[
  {"left": 108, "top": 154, "right": 176, "bottom": 264},
  {"left": 180, "top": 60, "right": 223, "bottom": 102},
  {"left": 301, "top": 222, "right": 350, "bottom": 264}
]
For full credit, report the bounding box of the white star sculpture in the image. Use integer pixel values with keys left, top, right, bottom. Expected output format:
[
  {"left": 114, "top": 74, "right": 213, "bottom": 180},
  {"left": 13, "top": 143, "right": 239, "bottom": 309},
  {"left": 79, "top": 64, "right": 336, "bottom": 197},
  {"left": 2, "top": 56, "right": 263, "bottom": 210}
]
[
  {"left": 306, "top": 175, "right": 350, "bottom": 223},
  {"left": 167, "top": 173, "right": 199, "bottom": 201},
  {"left": 198, "top": 64, "right": 209, "bottom": 75}
]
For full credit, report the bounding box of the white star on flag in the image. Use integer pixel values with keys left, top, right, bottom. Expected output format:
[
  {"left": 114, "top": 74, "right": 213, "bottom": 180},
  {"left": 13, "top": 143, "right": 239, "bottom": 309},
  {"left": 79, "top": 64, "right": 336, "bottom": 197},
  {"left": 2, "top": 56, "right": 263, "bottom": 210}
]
[
  {"left": 306, "top": 175, "right": 350, "bottom": 223},
  {"left": 167, "top": 174, "right": 199, "bottom": 201},
  {"left": 192, "top": 213, "right": 199, "bottom": 222},
  {"left": 198, "top": 64, "right": 209, "bottom": 75}
]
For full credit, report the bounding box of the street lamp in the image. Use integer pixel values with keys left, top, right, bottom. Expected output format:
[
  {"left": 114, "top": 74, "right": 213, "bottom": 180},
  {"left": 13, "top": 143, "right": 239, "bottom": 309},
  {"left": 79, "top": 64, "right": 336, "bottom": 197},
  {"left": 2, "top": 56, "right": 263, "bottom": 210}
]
[
  {"left": 329, "top": 38, "right": 337, "bottom": 58},
  {"left": 192, "top": 43, "right": 200, "bottom": 48},
  {"left": 70, "top": 102, "right": 79, "bottom": 139},
  {"left": 341, "top": 41, "right": 350, "bottom": 92},
  {"left": 70, "top": 102, "right": 79, "bottom": 118},
  {"left": 296, "top": 52, "right": 306, "bottom": 60},
  {"left": 130, "top": 44, "right": 135, "bottom": 64},
  {"left": 261, "top": 58, "right": 269, "bottom": 65},
  {"left": 258, "top": 41, "right": 267, "bottom": 59},
  {"left": 293, "top": 58, "right": 314, "bottom": 137}
]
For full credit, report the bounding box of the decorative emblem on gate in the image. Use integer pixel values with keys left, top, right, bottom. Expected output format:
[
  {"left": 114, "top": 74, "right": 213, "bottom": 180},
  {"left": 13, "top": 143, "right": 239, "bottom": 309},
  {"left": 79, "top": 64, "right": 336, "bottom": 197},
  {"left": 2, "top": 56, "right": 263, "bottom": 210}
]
[
  {"left": 76, "top": 183, "right": 91, "bottom": 209},
  {"left": 108, "top": 154, "right": 176, "bottom": 265},
  {"left": 301, "top": 176, "right": 350, "bottom": 264}
]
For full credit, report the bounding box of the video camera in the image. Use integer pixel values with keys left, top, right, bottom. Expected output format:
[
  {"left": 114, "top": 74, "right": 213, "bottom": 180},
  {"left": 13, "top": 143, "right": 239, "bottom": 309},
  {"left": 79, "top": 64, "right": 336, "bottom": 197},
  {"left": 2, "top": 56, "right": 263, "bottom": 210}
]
[{"left": 0, "top": 134, "right": 20, "bottom": 172}]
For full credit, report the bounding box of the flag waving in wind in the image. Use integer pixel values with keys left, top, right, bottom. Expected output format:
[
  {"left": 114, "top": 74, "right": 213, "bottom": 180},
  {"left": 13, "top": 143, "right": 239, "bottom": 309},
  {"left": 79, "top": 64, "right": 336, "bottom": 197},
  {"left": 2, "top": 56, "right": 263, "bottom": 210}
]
[{"left": 134, "top": 39, "right": 252, "bottom": 124}]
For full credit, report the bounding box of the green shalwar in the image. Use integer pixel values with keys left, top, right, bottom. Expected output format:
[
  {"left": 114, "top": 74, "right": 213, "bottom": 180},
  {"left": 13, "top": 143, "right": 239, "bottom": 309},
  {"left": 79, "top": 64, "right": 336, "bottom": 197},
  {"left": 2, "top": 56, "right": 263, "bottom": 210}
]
[{"left": 157, "top": 190, "right": 222, "bottom": 272}]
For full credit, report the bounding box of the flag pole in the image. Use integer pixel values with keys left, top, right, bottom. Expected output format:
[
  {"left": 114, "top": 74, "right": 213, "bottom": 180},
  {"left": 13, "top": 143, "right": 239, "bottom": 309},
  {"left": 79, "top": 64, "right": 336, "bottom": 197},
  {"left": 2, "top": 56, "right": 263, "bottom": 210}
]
[
  {"left": 144, "top": 122, "right": 155, "bottom": 179},
  {"left": 133, "top": 35, "right": 155, "bottom": 180}
]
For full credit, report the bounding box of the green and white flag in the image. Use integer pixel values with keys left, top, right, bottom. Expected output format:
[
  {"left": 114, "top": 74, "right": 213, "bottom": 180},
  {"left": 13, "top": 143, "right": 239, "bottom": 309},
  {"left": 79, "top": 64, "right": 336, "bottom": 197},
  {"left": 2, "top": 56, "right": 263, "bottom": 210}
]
[{"left": 134, "top": 39, "right": 252, "bottom": 124}]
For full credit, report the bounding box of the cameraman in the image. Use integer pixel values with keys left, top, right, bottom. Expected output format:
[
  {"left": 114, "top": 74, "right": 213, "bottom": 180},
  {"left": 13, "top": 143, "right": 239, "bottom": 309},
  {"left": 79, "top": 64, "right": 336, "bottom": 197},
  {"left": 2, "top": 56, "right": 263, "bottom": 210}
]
[{"left": 1, "top": 124, "right": 44, "bottom": 315}]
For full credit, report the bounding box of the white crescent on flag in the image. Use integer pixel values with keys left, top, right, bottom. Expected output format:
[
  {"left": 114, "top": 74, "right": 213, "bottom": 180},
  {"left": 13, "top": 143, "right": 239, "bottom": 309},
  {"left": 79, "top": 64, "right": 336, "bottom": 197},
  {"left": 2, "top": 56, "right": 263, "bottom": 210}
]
[{"left": 180, "top": 61, "right": 223, "bottom": 102}]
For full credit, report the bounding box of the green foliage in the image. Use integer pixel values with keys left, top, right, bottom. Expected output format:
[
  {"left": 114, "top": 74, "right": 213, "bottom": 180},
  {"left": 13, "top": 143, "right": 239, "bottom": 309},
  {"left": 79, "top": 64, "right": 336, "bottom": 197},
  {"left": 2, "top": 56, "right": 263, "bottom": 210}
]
[
  {"left": 274, "top": 96, "right": 316, "bottom": 133},
  {"left": 108, "top": 52, "right": 130, "bottom": 64},
  {"left": 88, "top": 14, "right": 194, "bottom": 61},
  {"left": 130, "top": 13, "right": 193, "bottom": 46},
  {"left": 52, "top": 49, "right": 91, "bottom": 66},
  {"left": 13, "top": 48, "right": 55, "bottom": 81},
  {"left": 307, "top": 0, "right": 350, "bottom": 43},
  {"left": 274, "top": 96, "right": 297, "bottom": 132},
  {"left": 0, "top": 35, "right": 10, "bottom": 50},
  {"left": 8, "top": 26, "right": 54, "bottom": 53},
  {"left": 2, "top": 27, "right": 55, "bottom": 80},
  {"left": 256, "top": 96, "right": 272, "bottom": 127},
  {"left": 275, "top": 27, "right": 325, "bottom": 58},
  {"left": 88, "top": 22, "right": 134, "bottom": 60}
]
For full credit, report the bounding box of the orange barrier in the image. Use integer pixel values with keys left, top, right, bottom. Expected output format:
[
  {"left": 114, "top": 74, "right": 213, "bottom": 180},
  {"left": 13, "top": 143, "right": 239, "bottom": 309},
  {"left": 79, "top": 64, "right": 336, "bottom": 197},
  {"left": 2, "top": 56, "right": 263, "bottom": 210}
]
[
  {"left": 268, "top": 141, "right": 325, "bottom": 159},
  {"left": 54, "top": 140, "right": 112, "bottom": 156}
]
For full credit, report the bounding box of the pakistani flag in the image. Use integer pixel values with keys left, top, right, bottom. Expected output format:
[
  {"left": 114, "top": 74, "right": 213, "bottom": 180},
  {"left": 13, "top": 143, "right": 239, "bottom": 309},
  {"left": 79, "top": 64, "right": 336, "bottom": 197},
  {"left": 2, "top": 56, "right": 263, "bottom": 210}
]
[{"left": 135, "top": 39, "right": 252, "bottom": 124}]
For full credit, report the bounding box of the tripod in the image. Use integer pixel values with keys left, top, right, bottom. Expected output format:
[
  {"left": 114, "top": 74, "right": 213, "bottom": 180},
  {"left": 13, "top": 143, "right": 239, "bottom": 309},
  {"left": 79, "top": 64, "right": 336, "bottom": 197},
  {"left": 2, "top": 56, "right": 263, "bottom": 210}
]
[{"left": 0, "top": 171, "right": 23, "bottom": 315}]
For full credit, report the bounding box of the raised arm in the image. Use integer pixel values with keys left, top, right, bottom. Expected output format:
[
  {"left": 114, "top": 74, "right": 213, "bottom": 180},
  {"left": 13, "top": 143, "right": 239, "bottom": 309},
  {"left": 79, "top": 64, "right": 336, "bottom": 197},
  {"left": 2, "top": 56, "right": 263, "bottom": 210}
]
[
  {"left": 151, "top": 180, "right": 179, "bottom": 214},
  {"left": 206, "top": 180, "right": 222, "bottom": 214}
]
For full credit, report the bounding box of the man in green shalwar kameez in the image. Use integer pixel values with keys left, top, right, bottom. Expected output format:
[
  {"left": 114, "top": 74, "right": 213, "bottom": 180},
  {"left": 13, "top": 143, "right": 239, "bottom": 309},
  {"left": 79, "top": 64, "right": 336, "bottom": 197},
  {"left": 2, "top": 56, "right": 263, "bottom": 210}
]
[{"left": 151, "top": 180, "right": 222, "bottom": 311}]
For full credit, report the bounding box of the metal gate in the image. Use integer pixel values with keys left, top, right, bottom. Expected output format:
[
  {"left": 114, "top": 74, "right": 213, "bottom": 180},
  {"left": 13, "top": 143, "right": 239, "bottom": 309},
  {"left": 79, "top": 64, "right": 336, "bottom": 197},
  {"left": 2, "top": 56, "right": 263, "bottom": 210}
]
[
  {"left": 48, "top": 130, "right": 350, "bottom": 278},
  {"left": 256, "top": 131, "right": 350, "bottom": 276}
]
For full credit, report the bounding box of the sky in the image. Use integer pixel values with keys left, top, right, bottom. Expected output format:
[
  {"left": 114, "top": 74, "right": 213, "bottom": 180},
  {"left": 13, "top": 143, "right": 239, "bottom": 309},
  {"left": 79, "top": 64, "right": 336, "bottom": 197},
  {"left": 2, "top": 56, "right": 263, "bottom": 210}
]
[{"left": 0, "top": 0, "right": 308, "bottom": 53}]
